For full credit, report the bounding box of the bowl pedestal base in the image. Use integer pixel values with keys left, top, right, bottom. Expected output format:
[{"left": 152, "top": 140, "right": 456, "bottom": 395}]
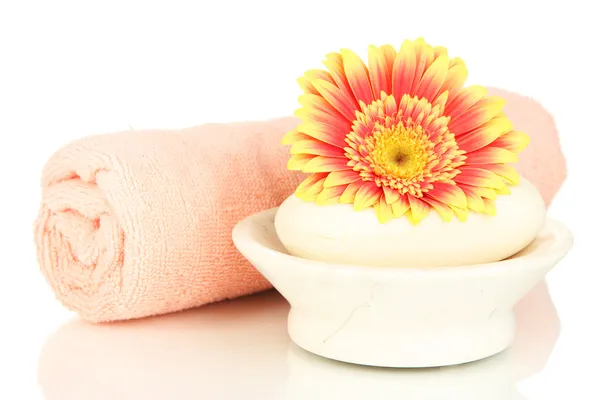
[{"left": 288, "top": 306, "right": 516, "bottom": 368}]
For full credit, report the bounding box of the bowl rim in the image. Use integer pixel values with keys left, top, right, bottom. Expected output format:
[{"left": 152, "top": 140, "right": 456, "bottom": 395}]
[{"left": 232, "top": 207, "right": 574, "bottom": 277}]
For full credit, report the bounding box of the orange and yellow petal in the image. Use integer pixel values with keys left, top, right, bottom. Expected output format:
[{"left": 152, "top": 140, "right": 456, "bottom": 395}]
[
  {"left": 297, "top": 94, "right": 346, "bottom": 121},
  {"left": 323, "top": 52, "right": 359, "bottom": 107},
  {"left": 305, "top": 69, "right": 335, "bottom": 84},
  {"left": 407, "top": 195, "right": 431, "bottom": 225},
  {"left": 459, "top": 184, "right": 497, "bottom": 200},
  {"left": 439, "top": 58, "right": 468, "bottom": 103},
  {"left": 295, "top": 104, "right": 340, "bottom": 128},
  {"left": 295, "top": 98, "right": 350, "bottom": 130},
  {"left": 302, "top": 156, "right": 350, "bottom": 173},
  {"left": 297, "top": 69, "right": 336, "bottom": 96},
  {"left": 380, "top": 92, "right": 398, "bottom": 118},
  {"left": 374, "top": 195, "right": 395, "bottom": 223},
  {"left": 391, "top": 195, "right": 411, "bottom": 217},
  {"left": 374, "top": 44, "right": 397, "bottom": 95},
  {"left": 495, "top": 185, "right": 511, "bottom": 195},
  {"left": 290, "top": 139, "right": 345, "bottom": 157},
  {"left": 482, "top": 198, "right": 497, "bottom": 216},
  {"left": 456, "top": 117, "right": 513, "bottom": 152},
  {"left": 410, "top": 38, "right": 435, "bottom": 93},
  {"left": 368, "top": 45, "right": 391, "bottom": 99},
  {"left": 297, "top": 76, "right": 319, "bottom": 95},
  {"left": 341, "top": 48, "right": 374, "bottom": 105},
  {"left": 454, "top": 168, "right": 507, "bottom": 190},
  {"left": 460, "top": 185, "right": 486, "bottom": 213},
  {"left": 323, "top": 170, "right": 360, "bottom": 187},
  {"left": 382, "top": 185, "right": 401, "bottom": 204},
  {"left": 427, "top": 114, "right": 451, "bottom": 141},
  {"left": 445, "top": 85, "right": 487, "bottom": 121},
  {"left": 491, "top": 130, "right": 530, "bottom": 153},
  {"left": 465, "top": 147, "right": 518, "bottom": 164},
  {"left": 415, "top": 54, "right": 449, "bottom": 102},
  {"left": 296, "top": 121, "right": 348, "bottom": 148},
  {"left": 287, "top": 153, "right": 318, "bottom": 170},
  {"left": 449, "top": 96, "right": 506, "bottom": 135},
  {"left": 311, "top": 79, "right": 358, "bottom": 121},
  {"left": 422, "top": 197, "right": 454, "bottom": 222},
  {"left": 354, "top": 182, "right": 382, "bottom": 211},
  {"left": 403, "top": 96, "right": 432, "bottom": 124},
  {"left": 392, "top": 40, "right": 417, "bottom": 101},
  {"left": 426, "top": 182, "right": 467, "bottom": 208},
  {"left": 295, "top": 173, "right": 328, "bottom": 201},
  {"left": 433, "top": 46, "right": 448, "bottom": 58},
  {"left": 282, "top": 130, "right": 310, "bottom": 145},
  {"left": 483, "top": 164, "right": 520, "bottom": 185},
  {"left": 380, "top": 44, "right": 397, "bottom": 74},
  {"left": 340, "top": 180, "right": 364, "bottom": 204},
  {"left": 297, "top": 76, "right": 317, "bottom": 95},
  {"left": 449, "top": 205, "right": 469, "bottom": 222},
  {"left": 432, "top": 90, "right": 449, "bottom": 112},
  {"left": 316, "top": 185, "right": 347, "bottom": 205}
]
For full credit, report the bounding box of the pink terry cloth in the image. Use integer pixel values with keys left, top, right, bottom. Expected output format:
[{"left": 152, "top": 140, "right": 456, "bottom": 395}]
[
  {"left": 35, "top": 118, "right": 304, "bottom": 322},
  {"left": 487, "top": 87, "right": 567, "bottom": 206},
  {"left": 35, "top": 89, "right": 566, "bottom": 323}
]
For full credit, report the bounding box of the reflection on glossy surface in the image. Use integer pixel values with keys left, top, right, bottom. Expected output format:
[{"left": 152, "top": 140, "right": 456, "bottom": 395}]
[
  {"left": 286, "top": 345, "right": 518, "bottom": 399},
  {"left": 39, "top": 281, "right": 559, "bottom": 400},
  {"left": 39, "top": 293, "right": 291, "bottom": 399}
]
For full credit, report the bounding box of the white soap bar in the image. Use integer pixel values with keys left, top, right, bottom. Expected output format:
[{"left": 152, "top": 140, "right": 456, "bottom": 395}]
[{"left": 274, "top": 178, "right": 546, "bottom": 267}]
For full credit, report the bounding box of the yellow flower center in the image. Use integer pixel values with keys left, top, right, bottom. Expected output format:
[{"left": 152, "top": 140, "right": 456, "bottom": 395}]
[
  {"left": 370, "top": 123, "right": 433, "bottom": 180},
  {"left": 346, "top": 94, "right": 462, "bottom": 197}
]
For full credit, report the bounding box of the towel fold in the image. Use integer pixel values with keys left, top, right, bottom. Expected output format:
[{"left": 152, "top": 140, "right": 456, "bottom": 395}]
[
  {"left": 35, "top": 89, "right": 566, "bottom": 323},
  {"left": 35, "top": 118, "right": 303, "bottom": 322}
]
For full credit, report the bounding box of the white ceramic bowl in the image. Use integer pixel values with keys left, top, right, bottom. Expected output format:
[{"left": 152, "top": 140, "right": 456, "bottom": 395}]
[{"left": 232, "top": 208, "right": 573, "bottom": 368}]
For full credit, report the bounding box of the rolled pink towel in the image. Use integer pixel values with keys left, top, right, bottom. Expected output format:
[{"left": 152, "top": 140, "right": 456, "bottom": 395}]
[
  {"left": 35, "top": 118, "right": 303, "bottom": 322},
  {"left": 487, "top": 87, "right": 567, "bottom": 206},
  {"left": 35, "top": 89, "right": 566, "bottom": 322}
]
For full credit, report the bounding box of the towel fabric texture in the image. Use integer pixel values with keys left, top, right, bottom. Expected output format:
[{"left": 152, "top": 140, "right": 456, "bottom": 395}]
[
  {"left": 35, "top": 119, "right": 303, "bottom": 322},
  {"left": 35, "top": 90, "right": 566, "bottom": 322},
  {"left": 486, "top": 87, "right": 566, "bottom": 206}
]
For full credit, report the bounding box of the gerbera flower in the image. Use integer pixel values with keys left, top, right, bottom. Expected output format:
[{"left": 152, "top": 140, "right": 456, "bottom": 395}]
[{"left": 283, "top": 38, "right": 529, "bottom": 224}]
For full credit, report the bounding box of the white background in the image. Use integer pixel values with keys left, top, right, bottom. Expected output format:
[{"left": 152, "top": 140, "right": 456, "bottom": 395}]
[{"left": 0, "top": 0, "right": 598, "bottom": 398}]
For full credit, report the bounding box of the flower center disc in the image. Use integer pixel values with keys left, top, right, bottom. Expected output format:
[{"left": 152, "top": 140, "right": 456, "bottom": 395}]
[{"left": 371, "top": 123, "right": 431, "bottom": 180}]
